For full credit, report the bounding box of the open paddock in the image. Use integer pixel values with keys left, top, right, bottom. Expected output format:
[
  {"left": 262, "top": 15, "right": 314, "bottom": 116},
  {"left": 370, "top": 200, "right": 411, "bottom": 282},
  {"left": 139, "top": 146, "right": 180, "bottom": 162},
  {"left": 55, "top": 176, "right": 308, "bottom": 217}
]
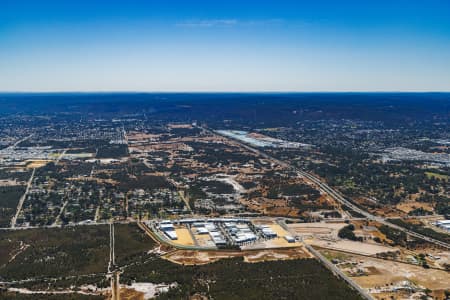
[
  {"left": 310, "top": 239, "right": 398, "bottom": 256},
  {"left": 325, "top": 249, "right": 450, "bottom": 300},
  {"left": 287, "top": 222, "right": 346, "bottom": 237}
]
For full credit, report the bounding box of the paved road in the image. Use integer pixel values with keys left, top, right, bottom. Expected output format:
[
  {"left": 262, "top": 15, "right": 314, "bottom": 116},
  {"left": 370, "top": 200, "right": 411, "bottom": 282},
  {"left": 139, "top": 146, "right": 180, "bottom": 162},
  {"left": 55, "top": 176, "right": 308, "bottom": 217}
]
[
  {"left": 297, "top": 169, "right": 450, "bottom": 249},
  {"left": 55, "top": 149, "right": 67, "bottom": 165},
  {"left": 277, "top": 218, "right": 374, "bottom": 299},
  {"left": 304, "top": 243, "right": 374, "bottom": 300},
  {"left": 0, "top": 272, "right": 105, "bottom": 286},
  {"left": 10, "top": 168, "right": 36, "bottom": 228},
  {"left": 1, "top": 219, "right": 132, "bottom": 231},
  {"left": 10, "top": 134, "right": 33, "bottom": 149},
  {"left": 210, "top": 128, "right": 450, "bottom": 250},
  {"left": 108, "top": 222, "right": 121, "bottom": 300},
  {"left": 108, "top": 222, "right": 115, "bottom": 272},
  {"left": 52, "top": 192, "right": 69, "bottom": 227}
]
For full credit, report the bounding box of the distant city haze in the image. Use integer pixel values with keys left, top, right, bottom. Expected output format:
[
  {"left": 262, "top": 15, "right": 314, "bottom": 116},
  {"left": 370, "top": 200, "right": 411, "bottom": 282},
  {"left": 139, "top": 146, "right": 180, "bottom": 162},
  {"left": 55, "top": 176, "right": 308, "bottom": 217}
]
[{"left": 1, "top": 0, "right": 450, "bottom": 92}]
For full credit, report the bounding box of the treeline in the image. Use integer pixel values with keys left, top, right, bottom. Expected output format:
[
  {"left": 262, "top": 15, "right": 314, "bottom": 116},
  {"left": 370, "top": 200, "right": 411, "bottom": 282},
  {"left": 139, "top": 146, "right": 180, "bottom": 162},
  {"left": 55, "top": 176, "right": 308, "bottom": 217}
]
[
  {"left": 0, "top": 226, "right": 109, "bottom": 281},
  {"left": 201, "top": 180, "right": 234, "bottom": 194},
  {"left": 187, "top": 141, "right": 255, "bottom": 166},
  {"left": 338, "top": 224, "right": 362, "bottom": 241},
  {"left": 187, "top": 185, "right": 207, "bottom": 209},
  {"left": 116, "top": 175, "right": 170, "bottom": 191},
  {"left": 387, "top": 219, "right": 450, "bottom": 244},
  {"left": 267, "top": 182, "right": 320, "bottom": 200},
  {"left": 378, "top": 225, "right": 408, "bottom": 247},
  {"left": 96, "top": 144, "right": 128, "bottom": 158},
  {"left": 0, "top": 186, "right": 25, "bottom": 227},
  {"left": 119, "top": 256, "right": 364, "bottom": 300}
]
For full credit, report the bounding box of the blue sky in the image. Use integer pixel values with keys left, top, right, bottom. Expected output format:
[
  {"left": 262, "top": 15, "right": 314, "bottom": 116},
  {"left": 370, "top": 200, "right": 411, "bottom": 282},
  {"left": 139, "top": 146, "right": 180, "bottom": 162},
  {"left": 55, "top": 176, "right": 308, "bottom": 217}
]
[{"left": 1, "top": 0, "right": 450, "bottom": 91}]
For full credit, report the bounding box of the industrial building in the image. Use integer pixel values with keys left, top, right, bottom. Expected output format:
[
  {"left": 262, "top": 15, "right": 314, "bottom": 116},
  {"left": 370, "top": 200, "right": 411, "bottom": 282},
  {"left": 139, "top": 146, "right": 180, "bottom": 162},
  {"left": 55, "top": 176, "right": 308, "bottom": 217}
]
[
  {"left": 154, "top": 218, "right": 295, "bottom": 249},
  {"left": 158, "top": 220, "right": 178, "bottom": 240},
  {"left": 258, "top": 225, "right": 277, "bottom": 238},
  {"left": 435, "top": 220, "right": 450, "bottom": 232},
  {"left": 224, "top": 222, "right": 257, "bottom": 245}
]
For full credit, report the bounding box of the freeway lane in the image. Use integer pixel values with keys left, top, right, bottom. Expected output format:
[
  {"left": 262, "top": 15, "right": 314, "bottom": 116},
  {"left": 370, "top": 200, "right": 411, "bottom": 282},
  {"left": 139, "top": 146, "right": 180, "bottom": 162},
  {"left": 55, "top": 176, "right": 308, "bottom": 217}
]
[
  {"left": 297, "top": 170, "right": 450, "bottom": 249},
  {"left": 209, "top": 128, "right": 450, "bottom": 250}
]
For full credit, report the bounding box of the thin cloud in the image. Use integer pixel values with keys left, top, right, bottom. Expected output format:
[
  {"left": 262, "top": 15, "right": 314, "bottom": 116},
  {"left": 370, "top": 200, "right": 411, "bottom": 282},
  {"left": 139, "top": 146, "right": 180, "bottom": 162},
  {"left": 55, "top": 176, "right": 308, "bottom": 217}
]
[
  {"left": 176, "top": 19, "right": 238, "bottom": 28},
  {"left": 176, "top": 18, "right": 283, "bottom": 28}
]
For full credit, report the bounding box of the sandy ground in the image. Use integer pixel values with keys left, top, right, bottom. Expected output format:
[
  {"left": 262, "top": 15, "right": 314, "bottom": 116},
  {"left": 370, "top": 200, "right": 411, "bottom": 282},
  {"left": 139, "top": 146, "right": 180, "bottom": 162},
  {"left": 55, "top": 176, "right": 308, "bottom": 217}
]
[
  {"left": 163, "top": 246, "right": 312, "bottom": 265},
  {"left": 321, "top": 249, "right": 450, "bottom": 299},
  {"left": 268, "top": 224, "right": 289, "bottom": 236},
  {"left": 0, "top": 179, "right": 21, "bottom": 186},
  {"left": 238, "top": 222, "right": 302, "bottom": 248},
  {"left": 26, "top": 160, "right": 50, "bottom": 168},
  {"left": 287, "top": 222, "right": 347, "bottom": 238},
  {"left": 354, "top": 257, "right": 450, "bottom": 290},
  {"left": 120, "top": 283, "right": 177, "bottom": 300},
  {"left": 163, "top": 250, "right": 240, "bottom": 265},
  {"left": 396, "top": 201, "right": 434, "bottom": 214},
  {"left": 265, "top": 224, "right": 300, "bottom": 246},
  {"left": 173, "top": 227, "right": 195, "bottom": 246},
  {"left": 118, "top": 288, "right": 144, "bottom": 300},
  {"left": 243, "top": 247, "right": 313, "bottom": 262},
  {"left": 194, "top": 233, "right": 215, "bottom": 247},
  {"left": 309, "top": 239, "right": 398, "bottom": 256},
  {"left": 7, "top": 285, "right": 109, "bottom": 298},
  {"left": 261, "top": 237, "right": 301, "bottom": 248},
  {"left": 427, "top": 248, "right": 450, "bottom": 268}
]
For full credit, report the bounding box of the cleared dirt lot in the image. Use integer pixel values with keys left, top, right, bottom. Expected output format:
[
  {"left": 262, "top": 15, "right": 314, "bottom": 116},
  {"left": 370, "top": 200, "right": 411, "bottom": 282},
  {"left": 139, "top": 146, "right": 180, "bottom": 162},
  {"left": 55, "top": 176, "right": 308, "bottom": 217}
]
[
  {"left": 243, "top": 247, "right": 313, "bottom": 262},
  {"left": 172, "top": 227, "right": 195, "bottom": 246},
  {"left": 321, "top": 249, "right": 450, "bottom": 300},
  {"left": 309, "top": 239, "right": 398, "bottom": 256},
  {"left": 248, "top": 220, "right": 303, "bottom": 248},
  {"left": 396, "top": 201, "right": 434, "bottom": 214},
  {"left": 288, "top": 222, "right": 399, "bottom": 255},
  {"left": 163, "top": 250, "right": 241, "bottom": 265},
  {"left": 194, "top": 232, "right": 215, "bottom": 247},
  {"left": 25, "top": 159, "right": 50, "bottom": 168},
  {"left": 354, "top": 258, "right": 450, "bottom": 290},
  {"left": 163, "top": 246, "right": 312, "bottom": 265},
  {"left": 287, "top": 222, "right": 346, "bottom": 237}
]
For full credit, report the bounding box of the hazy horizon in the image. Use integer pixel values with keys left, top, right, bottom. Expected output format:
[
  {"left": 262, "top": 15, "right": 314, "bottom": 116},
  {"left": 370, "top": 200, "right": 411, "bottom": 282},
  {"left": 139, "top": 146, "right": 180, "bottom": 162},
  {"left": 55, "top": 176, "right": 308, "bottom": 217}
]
[{"left": 2, "top": 91, "right": 450, "bottom": 94}]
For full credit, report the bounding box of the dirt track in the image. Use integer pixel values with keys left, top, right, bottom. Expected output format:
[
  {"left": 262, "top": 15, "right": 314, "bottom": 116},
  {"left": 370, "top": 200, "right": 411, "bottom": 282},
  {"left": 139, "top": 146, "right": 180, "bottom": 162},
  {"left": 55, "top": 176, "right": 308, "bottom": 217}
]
[{"left": 162, "top": 246, "right": 312, "bottom": 265}]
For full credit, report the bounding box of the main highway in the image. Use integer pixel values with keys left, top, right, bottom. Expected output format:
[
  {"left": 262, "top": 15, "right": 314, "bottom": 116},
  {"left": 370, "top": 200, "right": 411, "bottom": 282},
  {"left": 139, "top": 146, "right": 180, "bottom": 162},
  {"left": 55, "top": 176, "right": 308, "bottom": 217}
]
[
  {"left": 208, "top": 127, "right": 450, "bottom": 250},
  {"left": 303, "top": 242, "right": 374, "bottom": 300}
]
